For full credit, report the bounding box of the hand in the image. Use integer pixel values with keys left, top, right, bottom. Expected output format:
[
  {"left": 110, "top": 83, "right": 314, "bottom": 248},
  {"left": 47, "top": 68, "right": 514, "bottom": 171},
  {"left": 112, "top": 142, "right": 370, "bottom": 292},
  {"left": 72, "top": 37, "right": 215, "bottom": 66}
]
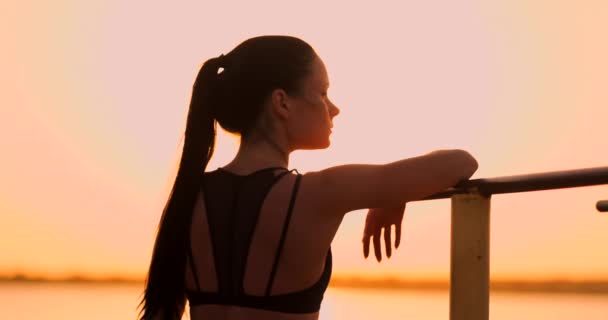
[{"left": 362, "top": 203, "right": 406, "bottom": 262}]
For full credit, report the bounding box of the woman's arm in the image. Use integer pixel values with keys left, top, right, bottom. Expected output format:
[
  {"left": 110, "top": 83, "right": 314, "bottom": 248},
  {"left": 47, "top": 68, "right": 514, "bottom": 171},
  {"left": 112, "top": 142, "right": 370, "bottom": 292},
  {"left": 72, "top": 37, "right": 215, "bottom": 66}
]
[{"left": 311, "top": 149, "right": 478, "bottom": 215}]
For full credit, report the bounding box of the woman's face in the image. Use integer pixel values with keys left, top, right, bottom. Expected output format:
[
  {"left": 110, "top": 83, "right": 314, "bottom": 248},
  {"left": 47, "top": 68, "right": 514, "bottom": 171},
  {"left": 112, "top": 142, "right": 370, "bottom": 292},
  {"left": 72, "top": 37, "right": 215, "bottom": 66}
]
[{"left": 286, "top": 56, "right": 340, "bottom": 150}]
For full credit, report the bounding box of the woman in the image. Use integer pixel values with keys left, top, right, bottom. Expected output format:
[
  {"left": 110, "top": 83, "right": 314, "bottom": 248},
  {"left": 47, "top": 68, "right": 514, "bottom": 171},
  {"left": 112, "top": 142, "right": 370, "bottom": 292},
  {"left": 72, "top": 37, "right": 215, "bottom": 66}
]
[{"left": 138, "top": 35, "right": 478, "bottom": 320}]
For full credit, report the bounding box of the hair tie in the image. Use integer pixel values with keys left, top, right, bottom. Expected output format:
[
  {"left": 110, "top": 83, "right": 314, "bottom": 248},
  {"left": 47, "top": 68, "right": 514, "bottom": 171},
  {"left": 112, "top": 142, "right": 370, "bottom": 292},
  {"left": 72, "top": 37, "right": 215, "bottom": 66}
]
[{"left": 217, "top": 54, "right": 227, "bottom": 69}]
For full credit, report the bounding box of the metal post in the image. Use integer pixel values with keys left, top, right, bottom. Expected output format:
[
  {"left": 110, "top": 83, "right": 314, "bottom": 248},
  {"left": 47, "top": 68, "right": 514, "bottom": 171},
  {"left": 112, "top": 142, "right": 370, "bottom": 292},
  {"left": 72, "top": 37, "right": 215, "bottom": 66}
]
[{"left": 450, "top": 192, "right": 491, "bottom": 320}]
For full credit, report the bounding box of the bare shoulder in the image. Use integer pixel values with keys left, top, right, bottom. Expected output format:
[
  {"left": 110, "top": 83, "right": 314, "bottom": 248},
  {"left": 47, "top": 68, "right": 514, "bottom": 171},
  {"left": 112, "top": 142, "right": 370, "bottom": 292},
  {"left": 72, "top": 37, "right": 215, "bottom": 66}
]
[{"left": 296, "top": 169, "right": 340, "bottom": 215}]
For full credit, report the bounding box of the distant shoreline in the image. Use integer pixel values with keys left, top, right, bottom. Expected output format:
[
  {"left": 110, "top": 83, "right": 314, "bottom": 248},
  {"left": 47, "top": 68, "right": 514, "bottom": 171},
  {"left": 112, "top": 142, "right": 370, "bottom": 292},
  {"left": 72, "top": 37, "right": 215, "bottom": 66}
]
[
  {"left": 0, "top": 275, "right": 142, "bottom": 285},
  {"left": 2, "top": 275, "right": 608, "bottom": 294},
  {"left": 329, "top": 277, "right": 608, "bottom": 295}
]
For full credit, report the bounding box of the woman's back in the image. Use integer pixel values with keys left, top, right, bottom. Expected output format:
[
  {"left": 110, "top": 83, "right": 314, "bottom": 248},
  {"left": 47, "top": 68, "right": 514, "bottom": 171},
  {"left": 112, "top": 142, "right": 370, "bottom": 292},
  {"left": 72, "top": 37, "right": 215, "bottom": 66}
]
[{"left": 186, "top": 167, "right": 341, "bottom": 320}]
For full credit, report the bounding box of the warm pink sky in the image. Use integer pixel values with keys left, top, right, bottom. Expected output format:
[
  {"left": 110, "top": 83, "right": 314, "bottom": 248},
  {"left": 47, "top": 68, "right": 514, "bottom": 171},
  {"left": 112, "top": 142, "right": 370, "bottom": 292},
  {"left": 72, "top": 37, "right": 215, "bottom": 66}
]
[{"left": 1, "top": 1, "right": 607, "bottom": 280}]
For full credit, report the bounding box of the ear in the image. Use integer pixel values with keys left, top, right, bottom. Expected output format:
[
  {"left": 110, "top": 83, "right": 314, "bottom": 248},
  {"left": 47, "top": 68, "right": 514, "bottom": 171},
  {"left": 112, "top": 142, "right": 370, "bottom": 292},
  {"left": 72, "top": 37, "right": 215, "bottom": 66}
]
[{"left": 269, "top": 88, "right": 290, "bottom": 121}]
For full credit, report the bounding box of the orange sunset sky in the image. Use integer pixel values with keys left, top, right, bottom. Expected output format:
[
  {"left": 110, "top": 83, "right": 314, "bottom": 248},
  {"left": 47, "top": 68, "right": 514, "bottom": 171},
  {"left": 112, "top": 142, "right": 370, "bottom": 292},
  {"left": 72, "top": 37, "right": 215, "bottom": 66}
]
[{"left": 1, "top": 1, "right": 607, "bottom": 281}]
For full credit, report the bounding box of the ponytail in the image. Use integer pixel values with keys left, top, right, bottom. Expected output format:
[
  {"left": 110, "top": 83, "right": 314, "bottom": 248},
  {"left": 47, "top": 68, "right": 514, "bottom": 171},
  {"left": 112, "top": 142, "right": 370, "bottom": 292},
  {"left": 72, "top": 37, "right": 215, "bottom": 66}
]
[{"left": 137, "top": 55, "right": 224, "bottom": 320}]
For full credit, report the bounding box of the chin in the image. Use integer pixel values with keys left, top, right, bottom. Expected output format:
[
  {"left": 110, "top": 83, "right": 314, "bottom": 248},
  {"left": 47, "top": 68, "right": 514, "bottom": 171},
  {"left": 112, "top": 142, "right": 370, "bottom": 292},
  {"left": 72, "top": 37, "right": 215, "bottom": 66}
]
[
  {"left": 316, "top": 135, "right": 332, "bottom": 149},
  {"left": 298, "top": 138, "right": 331, "bottom": 150},
  {"left": 316, "top": 140, "right": 331, "bottom": 150}
]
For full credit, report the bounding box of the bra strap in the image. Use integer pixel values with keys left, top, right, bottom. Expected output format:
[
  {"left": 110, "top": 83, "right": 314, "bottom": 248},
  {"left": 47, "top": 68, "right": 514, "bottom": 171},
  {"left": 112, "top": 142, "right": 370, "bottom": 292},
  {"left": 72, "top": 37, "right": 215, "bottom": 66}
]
[{"left": 265, "top": 172, "right": 302, "bottom": 296}]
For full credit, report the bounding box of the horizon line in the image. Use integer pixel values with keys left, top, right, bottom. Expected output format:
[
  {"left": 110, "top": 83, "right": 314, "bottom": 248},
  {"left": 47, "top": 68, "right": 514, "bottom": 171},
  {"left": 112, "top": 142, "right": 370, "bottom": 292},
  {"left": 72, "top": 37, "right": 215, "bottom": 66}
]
[
  {"left": 2, "top": 274, "right": 608, "bottom": 294},
  {"left": 3, "top": 273, "right": 608, "bottom": 282}
]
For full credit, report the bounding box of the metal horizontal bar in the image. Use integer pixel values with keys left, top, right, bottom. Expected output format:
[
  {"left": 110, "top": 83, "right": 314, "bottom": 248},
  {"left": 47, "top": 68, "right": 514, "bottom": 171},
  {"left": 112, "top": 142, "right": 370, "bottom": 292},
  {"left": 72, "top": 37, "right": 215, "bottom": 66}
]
[
  {"left": 598, "top": 200, "right": 608, "bottom": 212},
  {"left": 419, "top": 166, "right": 608, "bottom": 201}
]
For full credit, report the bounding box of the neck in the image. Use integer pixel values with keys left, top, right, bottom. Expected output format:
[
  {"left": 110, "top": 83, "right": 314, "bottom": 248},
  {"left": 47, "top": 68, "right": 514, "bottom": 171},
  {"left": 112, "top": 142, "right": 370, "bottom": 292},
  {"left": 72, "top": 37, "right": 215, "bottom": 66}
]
[{"left": 227, "top": 131, "right": 290, "bottom": 170}]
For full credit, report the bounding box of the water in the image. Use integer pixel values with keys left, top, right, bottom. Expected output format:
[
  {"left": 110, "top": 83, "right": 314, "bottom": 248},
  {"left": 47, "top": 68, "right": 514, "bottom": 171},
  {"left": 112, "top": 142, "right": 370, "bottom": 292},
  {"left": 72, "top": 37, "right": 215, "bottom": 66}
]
[{"left": 1, "top": 282, "right": 607, "bottom": 319}]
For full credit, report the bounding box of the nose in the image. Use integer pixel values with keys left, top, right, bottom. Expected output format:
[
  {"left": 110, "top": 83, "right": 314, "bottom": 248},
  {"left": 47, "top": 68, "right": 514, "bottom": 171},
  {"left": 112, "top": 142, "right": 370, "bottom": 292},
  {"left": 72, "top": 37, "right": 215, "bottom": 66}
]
[{"left": 330, "top": 102, "right": 340, "bottom": 118}]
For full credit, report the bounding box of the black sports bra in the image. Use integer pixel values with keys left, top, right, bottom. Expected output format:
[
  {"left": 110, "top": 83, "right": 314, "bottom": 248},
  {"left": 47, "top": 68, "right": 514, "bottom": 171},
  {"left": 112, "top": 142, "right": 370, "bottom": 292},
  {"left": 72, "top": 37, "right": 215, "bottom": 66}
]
[{"left": 186, "top": 167, "right": 332, "bottom": 314}]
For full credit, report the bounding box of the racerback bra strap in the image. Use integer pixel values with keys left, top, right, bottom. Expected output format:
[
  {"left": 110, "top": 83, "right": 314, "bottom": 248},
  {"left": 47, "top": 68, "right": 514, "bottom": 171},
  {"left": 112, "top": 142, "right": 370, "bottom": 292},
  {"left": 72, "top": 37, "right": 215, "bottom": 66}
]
[{"left": 265, "top": 172, "right": 302, "bottom": 296}]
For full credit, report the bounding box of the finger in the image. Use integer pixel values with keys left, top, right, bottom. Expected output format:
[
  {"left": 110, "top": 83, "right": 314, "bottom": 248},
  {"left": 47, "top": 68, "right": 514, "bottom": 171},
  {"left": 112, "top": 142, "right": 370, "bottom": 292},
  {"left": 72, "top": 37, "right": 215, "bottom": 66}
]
[
  {"left": 363, "top": 235, "right": 370, "bottom": 258},
  {"left": 395, "top": 223, "right": 402, "bottom": 248},
  {"left": 362, "top": 216, "right": 371, "bottom": 258},
  {"left": 373, "top": 231, "right": 382, "bottom": 262},
  {"left": 384, "top": 225, "right": 392, "bottom": 258}
]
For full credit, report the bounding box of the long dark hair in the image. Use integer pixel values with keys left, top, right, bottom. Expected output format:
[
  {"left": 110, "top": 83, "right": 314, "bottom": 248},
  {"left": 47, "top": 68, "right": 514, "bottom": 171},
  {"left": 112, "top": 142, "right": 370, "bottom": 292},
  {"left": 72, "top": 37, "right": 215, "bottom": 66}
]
[{"left": 137, "top": 35, "right": 316, "bottom": 319}]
